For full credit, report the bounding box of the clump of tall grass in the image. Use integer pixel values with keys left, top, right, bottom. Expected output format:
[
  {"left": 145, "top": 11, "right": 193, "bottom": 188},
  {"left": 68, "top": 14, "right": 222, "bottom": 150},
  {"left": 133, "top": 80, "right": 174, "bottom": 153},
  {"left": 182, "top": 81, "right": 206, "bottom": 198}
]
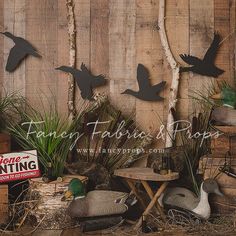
[
  {"left": 76, "top": 98, "right": 152, "bottom": 173},
  {"left": 0, "top": 92, "right": 23, "bottom": 132},
  {"left": 8, "top": 100, "right": 86, "bottom": 178}
]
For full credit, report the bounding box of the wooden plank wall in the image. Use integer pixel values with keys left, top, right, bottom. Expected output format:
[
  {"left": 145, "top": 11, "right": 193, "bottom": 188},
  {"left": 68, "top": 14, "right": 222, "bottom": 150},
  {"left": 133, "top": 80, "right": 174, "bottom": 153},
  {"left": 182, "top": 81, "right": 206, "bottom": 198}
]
[{"left": 0, "top": 0, "right": 235, "bottom": 148}]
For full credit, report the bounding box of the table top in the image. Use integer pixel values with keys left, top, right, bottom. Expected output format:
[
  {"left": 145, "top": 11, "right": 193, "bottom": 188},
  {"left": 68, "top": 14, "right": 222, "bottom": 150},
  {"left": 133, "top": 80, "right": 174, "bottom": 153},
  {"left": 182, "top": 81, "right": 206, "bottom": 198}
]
[{"left": 114, "top": 167, "right": 179, "bottom": 181}]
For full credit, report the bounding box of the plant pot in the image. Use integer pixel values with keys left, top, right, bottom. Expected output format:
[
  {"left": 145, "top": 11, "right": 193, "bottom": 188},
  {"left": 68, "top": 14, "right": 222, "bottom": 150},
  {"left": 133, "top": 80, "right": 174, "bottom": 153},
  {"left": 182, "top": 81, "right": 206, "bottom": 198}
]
[{"left": 27, "top": 175, "right": 88, "bottom": 229}]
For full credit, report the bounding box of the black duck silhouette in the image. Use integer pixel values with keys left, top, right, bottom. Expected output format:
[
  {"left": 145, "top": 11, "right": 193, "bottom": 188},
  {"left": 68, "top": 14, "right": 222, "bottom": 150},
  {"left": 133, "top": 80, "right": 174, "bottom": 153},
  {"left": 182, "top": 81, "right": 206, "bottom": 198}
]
[
  {"left": 56, "top": 63, "right": 107, "bottom": 100},
  {"left": 179, "top": 33, "right": 224, "bottom": 78},
  {"left": 1, "top": 32, "right": 41, "bottom": 72},
  {"left": 121, "top": 64, "right": 166, "bottom": 101}
]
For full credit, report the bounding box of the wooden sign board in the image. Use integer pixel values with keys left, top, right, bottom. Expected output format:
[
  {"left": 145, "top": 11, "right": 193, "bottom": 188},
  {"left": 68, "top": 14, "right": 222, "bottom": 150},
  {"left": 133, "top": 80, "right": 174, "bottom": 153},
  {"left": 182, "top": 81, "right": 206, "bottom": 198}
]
[{"left": 0, "top": 150, "right": 40, "bottom": 183}]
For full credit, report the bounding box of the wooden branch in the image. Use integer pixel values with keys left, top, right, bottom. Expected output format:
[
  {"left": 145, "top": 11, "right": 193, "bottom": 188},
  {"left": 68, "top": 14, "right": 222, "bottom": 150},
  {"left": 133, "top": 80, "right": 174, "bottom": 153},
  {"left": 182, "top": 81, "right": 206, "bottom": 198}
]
[
  {"left": 66, "top": 0, "right": 76, "bottom": 120},
  {"left": 158, "top": 0, "right": 180, "bottom": 148}
]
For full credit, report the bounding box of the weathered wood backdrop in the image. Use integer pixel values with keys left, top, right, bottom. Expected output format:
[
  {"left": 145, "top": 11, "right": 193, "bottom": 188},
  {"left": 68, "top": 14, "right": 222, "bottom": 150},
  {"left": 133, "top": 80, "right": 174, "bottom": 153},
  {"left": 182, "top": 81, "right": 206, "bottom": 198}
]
[{"left": 0, "top": 0, "right": 235, "bottom": 147}]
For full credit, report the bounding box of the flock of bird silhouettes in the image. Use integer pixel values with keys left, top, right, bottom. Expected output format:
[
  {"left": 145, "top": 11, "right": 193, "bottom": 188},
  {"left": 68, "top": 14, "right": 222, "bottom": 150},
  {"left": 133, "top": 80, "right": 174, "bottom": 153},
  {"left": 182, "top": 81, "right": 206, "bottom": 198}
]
[{"left": 1, "top": 31, "right": 224, "bottom": 101}]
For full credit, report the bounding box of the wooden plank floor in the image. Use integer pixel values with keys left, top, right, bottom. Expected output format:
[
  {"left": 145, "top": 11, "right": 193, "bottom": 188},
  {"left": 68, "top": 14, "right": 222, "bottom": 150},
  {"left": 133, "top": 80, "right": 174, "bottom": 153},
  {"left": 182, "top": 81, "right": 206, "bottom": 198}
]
[
  {"left": 8, "top": 227, "right": 195, "bottom": 236},
  {"left": 8, "top": 225, "right": 236, "bottom": 236}
]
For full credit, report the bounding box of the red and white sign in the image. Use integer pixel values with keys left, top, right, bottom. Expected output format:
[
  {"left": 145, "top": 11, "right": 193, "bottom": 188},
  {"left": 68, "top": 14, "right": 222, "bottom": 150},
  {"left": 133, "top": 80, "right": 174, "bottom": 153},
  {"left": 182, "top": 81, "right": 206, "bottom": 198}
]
[{"left": 0, "top": 150, "right": 40, "bottom": 183}]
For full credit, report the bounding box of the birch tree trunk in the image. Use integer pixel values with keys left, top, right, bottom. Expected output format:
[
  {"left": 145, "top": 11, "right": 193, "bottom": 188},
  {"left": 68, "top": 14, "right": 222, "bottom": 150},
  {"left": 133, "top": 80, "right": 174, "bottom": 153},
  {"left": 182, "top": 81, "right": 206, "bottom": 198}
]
[
  {"left": 66, "top": 0, "right": 76, "bottom": 120},
  {"left": 28, "top": 175, "right": 88, "bottom": 229},
  {"left": 158, "top": 0, "right": 180, "bottom": 148}
]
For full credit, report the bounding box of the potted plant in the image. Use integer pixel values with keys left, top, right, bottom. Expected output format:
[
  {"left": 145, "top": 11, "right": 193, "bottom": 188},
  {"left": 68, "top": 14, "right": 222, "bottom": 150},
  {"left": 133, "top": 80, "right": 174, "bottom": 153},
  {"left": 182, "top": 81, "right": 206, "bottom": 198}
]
[
  {"left": 9, "top": 102, "right": 83, "bottom": 177},
  {"left": 7, "top": 101, "right": 88, "bottom": 229}
]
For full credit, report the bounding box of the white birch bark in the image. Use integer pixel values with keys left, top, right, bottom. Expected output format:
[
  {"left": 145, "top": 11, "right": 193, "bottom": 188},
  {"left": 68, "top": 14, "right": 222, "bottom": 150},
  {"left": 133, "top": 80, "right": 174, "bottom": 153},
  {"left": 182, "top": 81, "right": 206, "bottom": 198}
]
[
  {"left": 66, "top": 0, "right": 76, "bottom": 120},
  {"left": 158, "top": 0, "right": 180, "bottom": 148}
]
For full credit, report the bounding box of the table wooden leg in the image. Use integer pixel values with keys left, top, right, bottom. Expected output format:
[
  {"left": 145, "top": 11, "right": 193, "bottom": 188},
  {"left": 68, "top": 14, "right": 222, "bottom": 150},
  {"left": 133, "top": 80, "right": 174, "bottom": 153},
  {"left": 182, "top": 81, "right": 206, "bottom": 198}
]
[
  {"left": 126, "top": 179, "right": 146, "bottom": 209},
  {"left": 141, "top": 180, "right": 167, "bottom": 221},
  {"left": 141, "top": 180, "right": 166, "bottom": 221},
  {"left": 135, "top": 182, "right": 169, "bottom": 230},
  {"left": 141, "top": 180, "right": 154, "bottom": 198}
]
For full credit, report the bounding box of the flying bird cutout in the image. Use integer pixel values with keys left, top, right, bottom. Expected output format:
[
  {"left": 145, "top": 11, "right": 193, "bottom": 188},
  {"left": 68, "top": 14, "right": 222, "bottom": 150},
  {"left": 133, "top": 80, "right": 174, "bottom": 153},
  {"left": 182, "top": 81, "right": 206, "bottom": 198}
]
[
  {"left": 179, "top": 33, "right": 224, "bottom": 78},
  {"left": 121, "top": 64, "right": 166, "bottom": 101},
  {"left": 1, "top": 32, "right": 41, "bottom": 72},
  {"left": 56, "top": 63, "right": 107, "bottom": 100}
]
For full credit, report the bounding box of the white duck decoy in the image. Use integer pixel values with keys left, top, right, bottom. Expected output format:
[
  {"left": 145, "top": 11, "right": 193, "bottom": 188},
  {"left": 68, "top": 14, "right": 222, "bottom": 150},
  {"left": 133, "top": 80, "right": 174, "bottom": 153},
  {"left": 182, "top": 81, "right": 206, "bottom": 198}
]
[{"left": 158, "top": 178, "right": 223, "bottom": 220}]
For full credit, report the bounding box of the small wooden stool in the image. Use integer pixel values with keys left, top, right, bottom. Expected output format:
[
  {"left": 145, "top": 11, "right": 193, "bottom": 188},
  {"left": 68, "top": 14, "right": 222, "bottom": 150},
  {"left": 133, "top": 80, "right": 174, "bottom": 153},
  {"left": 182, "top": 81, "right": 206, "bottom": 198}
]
[{"left": 114, "top": 167, "right": 179, "bottom": 229}]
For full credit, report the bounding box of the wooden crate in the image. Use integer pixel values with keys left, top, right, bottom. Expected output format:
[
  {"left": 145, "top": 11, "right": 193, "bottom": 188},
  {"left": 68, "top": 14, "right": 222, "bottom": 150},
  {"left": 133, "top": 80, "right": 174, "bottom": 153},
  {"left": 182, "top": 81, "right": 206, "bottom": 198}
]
[
  {"left": 0, "top": 133, "right": 10, "bottom": 224},
  {"left": 211, "top": 126, "right": 236, "bottom": 157},
  {"left": 0, "top": 185, "right": 8, "bottom": 224},
  {"left": 203, "top": 154, "right": 236, "bottom": 214}
]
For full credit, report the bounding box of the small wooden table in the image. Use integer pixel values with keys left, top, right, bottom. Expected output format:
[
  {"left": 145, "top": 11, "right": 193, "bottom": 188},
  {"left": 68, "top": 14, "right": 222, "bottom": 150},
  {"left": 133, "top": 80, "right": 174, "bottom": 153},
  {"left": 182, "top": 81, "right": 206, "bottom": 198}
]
[{"left": 114, "top": 167, "right": 179, "bottom": 229}]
